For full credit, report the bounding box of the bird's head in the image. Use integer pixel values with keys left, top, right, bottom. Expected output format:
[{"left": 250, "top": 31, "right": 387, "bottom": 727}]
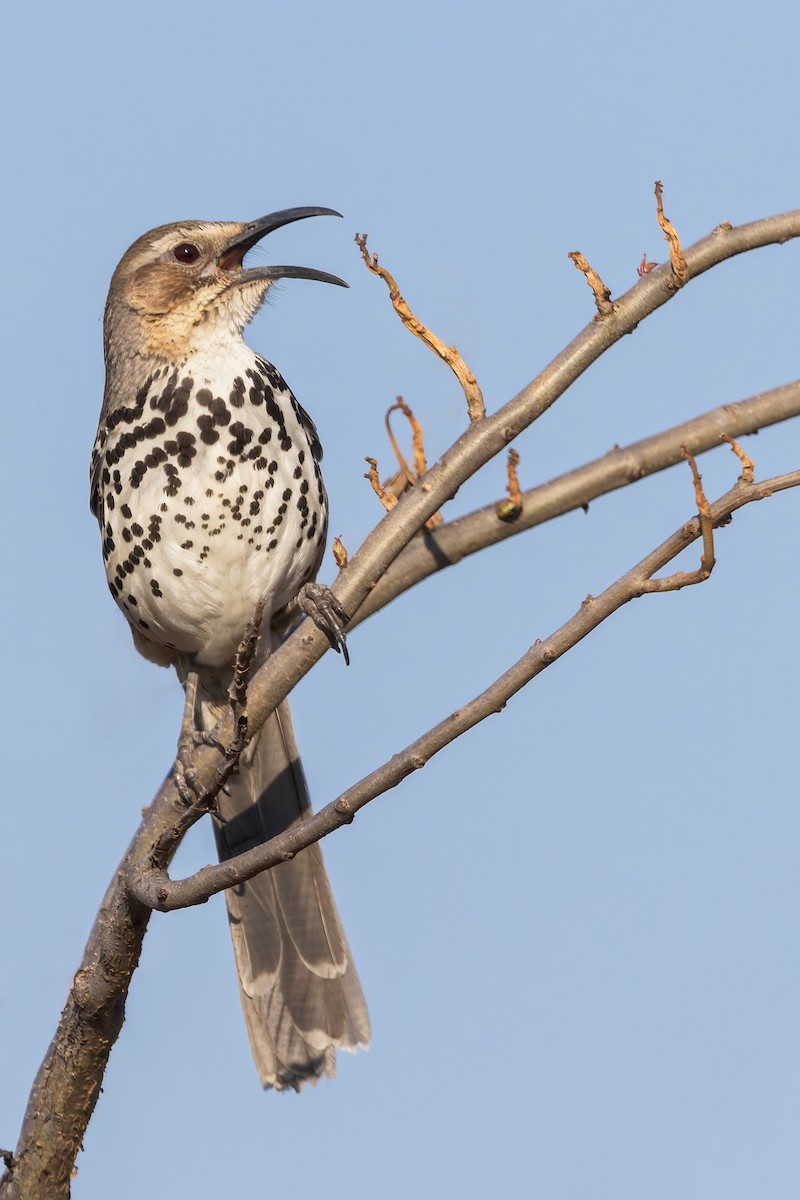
[{"left": 104, "top": 207, "right": 347, "bottom": 365}]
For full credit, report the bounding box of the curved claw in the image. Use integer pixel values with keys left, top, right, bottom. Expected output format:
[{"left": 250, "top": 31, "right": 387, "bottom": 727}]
[
  {"left": 192, "top": 729, "right": 225, "bottom": 752},
  {"left": 298, "top": 582, "right": 351, "bottom": 666},
  {"left": 173, "top": 757, "right": 202, "bottom": 805}
]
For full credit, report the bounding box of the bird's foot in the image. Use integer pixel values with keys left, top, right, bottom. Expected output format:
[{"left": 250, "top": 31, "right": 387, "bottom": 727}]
[
  {"left": 298, "top": 582, "right": 350, "bottom": 665},
  {"left": 173, "top": 747, "right": 202, "bottom": 806},
  {"left": 173, "top": 727, "right": 227, "bottom": 817}
]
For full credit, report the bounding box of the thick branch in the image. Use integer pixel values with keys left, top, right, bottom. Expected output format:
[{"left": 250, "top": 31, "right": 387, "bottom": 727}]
[{"left": 128, "top": 467, "right": 800, "bottom": 911}]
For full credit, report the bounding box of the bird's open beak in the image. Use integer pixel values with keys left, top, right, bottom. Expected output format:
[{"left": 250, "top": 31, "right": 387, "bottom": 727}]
[{"left": 218, "top": 207, "right": 348, "bottom": 288}]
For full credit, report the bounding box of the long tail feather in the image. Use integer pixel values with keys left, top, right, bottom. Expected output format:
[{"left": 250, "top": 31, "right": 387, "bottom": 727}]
[{"left": 197, "top": 671, "right": 370, "bottom": 1090}]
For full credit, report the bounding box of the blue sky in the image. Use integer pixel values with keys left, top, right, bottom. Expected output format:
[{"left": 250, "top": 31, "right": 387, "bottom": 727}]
[{"left": 2, "top": 1, "right": 799, "bottom": 1197}]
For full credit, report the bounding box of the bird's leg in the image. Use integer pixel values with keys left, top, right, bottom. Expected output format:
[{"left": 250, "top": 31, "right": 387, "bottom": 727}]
[
  {"left": 173, "top": 668, "right": 229, "bottom": 810},
  {"left": 225, "top": 600, "right": 264, "bottom": 766},
  {"left": 298, "top": 582, "right": 350, "bottom": 665},
  {"left": 173, "top": 668, "right": 226, "bottom": 803},
  {"left": 173, "top": 669, "right": 203, "bottom": 803},
  {"left": 173, "top": 605, "right": 263, "bottom": 806}
]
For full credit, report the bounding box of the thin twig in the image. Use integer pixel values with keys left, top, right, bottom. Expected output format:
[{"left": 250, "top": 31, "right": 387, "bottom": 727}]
[
  {"left": 355, "top": 232, "right": 486, "bottom": 422},
  {"left": 568, "top": 250, "right": 614, "bottom": 316},
  {"left": 378, "top": 398, "right": 442, "bottom": 529},
  {"left": 496, "top": 448, "right": 523, "bottom": 522},
  {"left": 640, "top": 447, "right": 715, "bottom": 593},
  {"left": 720, "top": 433, "right": 755, "bottom": 482},
  {"left": 386, "top": 397, "right": 428, "bottom": 482},
  {"left": 655, "top": 180, "right": 689, "bottom": 284},
  {"left": 364, "top": 456, "right": 398, "bottom": 512}
]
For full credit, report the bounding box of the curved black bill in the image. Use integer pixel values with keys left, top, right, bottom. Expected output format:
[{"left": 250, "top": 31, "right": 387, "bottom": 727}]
[
  {"left": 219, "top": 207, "right": 344, "bottom": 281},
  {"left": 238, "top": 264, "right": 349, "bottom": 288}
]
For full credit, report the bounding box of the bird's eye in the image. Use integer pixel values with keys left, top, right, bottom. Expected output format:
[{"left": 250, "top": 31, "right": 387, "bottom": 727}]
[{"left": 172, "top": 243, "right": 200, "bottom": 264}]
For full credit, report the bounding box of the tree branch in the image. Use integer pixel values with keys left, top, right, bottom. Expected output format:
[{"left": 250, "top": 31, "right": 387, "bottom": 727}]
[
  {"left": 353, "top": 379, "right": 800, "bottom": 623},
  {"left": 123, "top": 374, "right": 800, "bottom": 910},
  {"left": 127, "top": 464, "right": 800, "bottom": 911}
]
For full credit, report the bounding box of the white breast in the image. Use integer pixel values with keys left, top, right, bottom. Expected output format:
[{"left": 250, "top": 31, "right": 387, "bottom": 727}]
[{"left": 98, "top": 344, "right": 327, "bottom": 666}]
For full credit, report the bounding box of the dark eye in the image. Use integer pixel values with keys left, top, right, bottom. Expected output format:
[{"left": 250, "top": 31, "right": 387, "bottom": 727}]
[{"left": 172, "top": 243, "right": 200, "bottom": 264}]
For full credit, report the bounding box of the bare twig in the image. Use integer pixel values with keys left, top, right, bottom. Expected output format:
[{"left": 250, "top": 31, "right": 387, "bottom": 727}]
[
  {"left": 355, "top": 232, "right": 486, "bottom": 422},
  {"left": 378, "top": 398, "right": 442, "bottom": 529},
  {"left": 127, "top": 466, "right": 800, "bottom": 912},
  {"left": 655, "top": 180, "right": 689, "bottom": 284},
  {"left": 496, "top": 448, "right": 523, "bottom": 522},
  {"left": 720, "top": 433, "right": 755, "bottom": 482},
  {"left": 684, "top": 447, "right": 715, "bottom": 572},
  {"left": 364, "top": 456, "right": 398, "bottom": 512},
  {"left": 386, "top": 397, "right": 427, "bottom": 483},
  {"left": 568, "top": 250, "right": 614, "bottom": 316},
  {"left": 640, "top": 447, "right": 715, "bottom": 593}
]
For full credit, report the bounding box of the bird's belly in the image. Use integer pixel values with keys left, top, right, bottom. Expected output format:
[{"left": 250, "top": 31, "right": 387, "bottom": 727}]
[{"left": 101, "top": 389, "right": 327, "bottom": 666}]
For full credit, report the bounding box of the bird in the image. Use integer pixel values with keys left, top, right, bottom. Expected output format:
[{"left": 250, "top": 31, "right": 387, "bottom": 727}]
[{"left": 90, "top": 208, "right": 370, "bottom": 1090}]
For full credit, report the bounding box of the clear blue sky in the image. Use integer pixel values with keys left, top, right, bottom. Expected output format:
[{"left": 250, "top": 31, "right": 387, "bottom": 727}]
[{"left": 2, "top": 2, "right": 799, "bottom": 1197}]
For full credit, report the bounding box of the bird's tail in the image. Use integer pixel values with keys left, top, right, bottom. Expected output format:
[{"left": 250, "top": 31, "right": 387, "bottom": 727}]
[{"left": 195, "top": 667, "right": 370, "bottom": 1090}]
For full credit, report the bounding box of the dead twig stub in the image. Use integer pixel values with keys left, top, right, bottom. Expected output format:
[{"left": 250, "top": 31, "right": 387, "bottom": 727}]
[
  {"left": 355, "top": 233, "right": 486, "bottom": 423},
  {"left": 568, "top": 251, "right": 614, "bottom": 317},
  {"left": 386, "top": 397, "right": 427, "bottom": 483},
  {"left": 720, "top": 433, "right": 755, "bottom": 482},
  {"left": 654, "top": 181, "right": 689, "bottom": 285},
  {"left": 366, "top": 401, "right": 443, "bottom": 529},
  {"left": 640, "top": 447, "right": 716, "bottom": 592},
  {"left": 364, "top": 457, "right": 399, "bottom": 513},
  {"left": 496, "top": 448, "right": 523, "bottom": 522}
]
